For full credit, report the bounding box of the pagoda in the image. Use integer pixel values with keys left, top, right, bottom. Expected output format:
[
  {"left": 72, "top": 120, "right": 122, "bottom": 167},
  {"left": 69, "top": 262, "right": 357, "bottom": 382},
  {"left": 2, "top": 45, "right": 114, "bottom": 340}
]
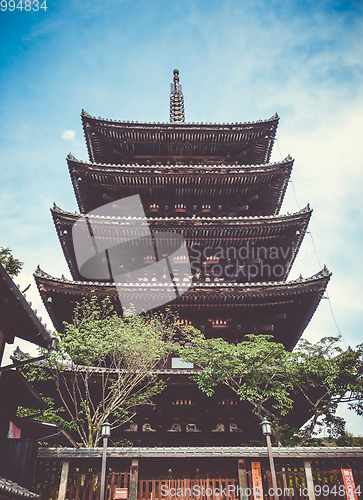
[{"left": 35, "top": 70, "right": 330, "bottom": 445}]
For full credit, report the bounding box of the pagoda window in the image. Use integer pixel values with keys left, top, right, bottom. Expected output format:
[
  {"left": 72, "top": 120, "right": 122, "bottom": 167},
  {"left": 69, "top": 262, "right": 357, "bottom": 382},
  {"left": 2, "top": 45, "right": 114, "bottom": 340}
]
[
  {"left": 171, "top": 357, "right": 194, "bottom": 369},
  {"left": 178, "top": 319, "right": 192, "bottom": 326},
  {"left": 203, "top": 255, "right": 219, "bottom": 265},
  {"left": 173, "top": 255, "right": 189, "bottom": 264},
  {"left": 218, "top": 398, "right": 238, "bottom": 406},
  {"left": 211, "top": 319, "right": 228, "bottom": 328},
  {"left": 202, "top": 204, "right": 211, "bottom": 213},
  {"left": 150, "top": 203, "right": 159, "bottom": 212},
  {"left": 175, "top": 204, "right": 186, "bottom": 213},
  {"left": 167, "top": 423, "right": 181, "bottom": 432},
  {"left": 142, "top": 423, "right": 156, "bottom": 432},
  {"left": 143, "top": 255, "right": 156, "bottom": 264},
  {"left": 186, "top": 423, "right": 201, "bottom": 432},
  {"left": 172, "top": 399, "right": 193, "bottom": 406}
]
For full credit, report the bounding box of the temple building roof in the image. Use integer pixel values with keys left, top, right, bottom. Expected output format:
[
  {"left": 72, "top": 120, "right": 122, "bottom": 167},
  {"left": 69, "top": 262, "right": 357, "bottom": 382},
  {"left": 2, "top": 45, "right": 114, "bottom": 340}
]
[
  {"left": 68, "top": 154, "right": 292, "bottom": 216},
  {"left": 81, "top": 110, "right": 279, "bottom": 165},
  {"left": 0, "top": 475, "right": 39, "bottom": 499},
  {"left": 0, "top": 264, "right": 53, "bottom": 348},
  {"left": 34, "top": 267, "right": 330, "bottom": 350},
  {"left": 51, "top": 204, "right": 311, "bottom": 283}
]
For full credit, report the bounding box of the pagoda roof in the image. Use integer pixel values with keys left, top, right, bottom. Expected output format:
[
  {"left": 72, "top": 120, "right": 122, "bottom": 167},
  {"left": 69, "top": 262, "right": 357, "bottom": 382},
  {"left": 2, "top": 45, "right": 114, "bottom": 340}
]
[
  {"left": 34, "top": 267, "right": 330, "bottom": 350},
  {"left": 81, "top": 110, "right": 279, "bottom": 165},
  {"left": 68, "top": 154, "right": 293, "bottom": 216},
  {"left": 51, "top": 204, "right": 311, "bottom": 283}
]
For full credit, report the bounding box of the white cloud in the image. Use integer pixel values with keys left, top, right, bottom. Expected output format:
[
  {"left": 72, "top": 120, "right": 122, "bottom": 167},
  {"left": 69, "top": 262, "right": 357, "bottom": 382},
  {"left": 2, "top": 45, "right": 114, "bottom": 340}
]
[{"left": 62, "top": 130, "right": 76, "bottom": 141}]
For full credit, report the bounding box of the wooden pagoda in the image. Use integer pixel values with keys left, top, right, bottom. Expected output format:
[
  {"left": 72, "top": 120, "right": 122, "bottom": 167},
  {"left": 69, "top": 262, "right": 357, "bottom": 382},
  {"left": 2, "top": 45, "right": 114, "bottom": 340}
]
[{"left": 34, "top": 69, "right": 330, "bottom": 445}]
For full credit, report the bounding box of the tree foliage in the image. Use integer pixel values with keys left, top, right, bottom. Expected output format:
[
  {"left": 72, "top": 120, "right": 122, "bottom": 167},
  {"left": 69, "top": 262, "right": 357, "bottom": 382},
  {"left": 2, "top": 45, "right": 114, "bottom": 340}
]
[
  {"left": 179, "top": 333, "right": 363, "bottom": 446},
  {"left": 291, "top": 337, "right": 363, "bottom": 445},
  {"left": 23, "top": 298, "right": 186, "bottom": 447},
  {"left": 179, "top": 334, "right": 294, "bottom": 445},
  {"left": 0, "top": 246, "right": 23, "bottom": 277}
]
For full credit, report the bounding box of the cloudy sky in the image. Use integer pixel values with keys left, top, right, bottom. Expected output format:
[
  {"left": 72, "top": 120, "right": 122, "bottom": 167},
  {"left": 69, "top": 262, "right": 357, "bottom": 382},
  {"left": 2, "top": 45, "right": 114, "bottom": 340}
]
[{"left": 1, "top": 0, "right": 362, "bottom": 434}]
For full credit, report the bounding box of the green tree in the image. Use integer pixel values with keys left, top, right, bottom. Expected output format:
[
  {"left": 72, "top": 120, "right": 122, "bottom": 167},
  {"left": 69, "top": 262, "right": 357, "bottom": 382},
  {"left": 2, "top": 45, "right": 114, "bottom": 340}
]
[
  {"left": 23, "top": 298, "right": 186, "bottom": 447},
  {"left": 179, "top": 334, "right": 294, "bottom": 446},
  {"left": 179, "top": 334, "right": 363, "bottom": 447},
  {"left": 291, "top": 336, "right": 363, "bottom": 446},
  {"left": 0, "top": 246, "right": 23, "bottom": 277},
  {"left": 336, "top": 432, "right": 363, "bottom": 446}
]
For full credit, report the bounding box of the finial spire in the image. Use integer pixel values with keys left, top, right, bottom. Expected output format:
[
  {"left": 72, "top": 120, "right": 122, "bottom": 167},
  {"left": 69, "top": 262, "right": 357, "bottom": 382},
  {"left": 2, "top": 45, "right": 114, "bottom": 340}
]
[{"left": 170, "top": 69, "right": 185, "bottom": 123}]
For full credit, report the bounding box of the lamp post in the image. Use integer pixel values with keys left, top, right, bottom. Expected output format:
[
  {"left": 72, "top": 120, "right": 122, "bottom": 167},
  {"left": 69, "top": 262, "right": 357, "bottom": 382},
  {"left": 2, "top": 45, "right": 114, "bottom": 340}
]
[
  {"left": 100, "top": 420, "right": 111, "bottom": 500},
  {"left": 261, "top": 420, "right": 279, "bottom": 500}
]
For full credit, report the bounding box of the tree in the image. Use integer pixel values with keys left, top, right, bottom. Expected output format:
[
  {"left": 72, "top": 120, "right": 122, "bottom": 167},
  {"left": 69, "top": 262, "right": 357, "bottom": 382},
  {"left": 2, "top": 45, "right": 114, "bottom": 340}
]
[
  {"left": 336, "top": 432, "right": 363, "bottom": 447},
  {"left": 179, "top": 334, "right": 294, "bottom": 446},
  {"left": 0, "top": 246, "right": 23, "bottom": 277},
  {"left": 24, "top": 298, "right": 186, "bottom": 447},
  {"left": 179, "top": 334, "right": 363, "bottom": 447},
  {"left": 290, "top": 336, "right": 363, "bottom": 446}
]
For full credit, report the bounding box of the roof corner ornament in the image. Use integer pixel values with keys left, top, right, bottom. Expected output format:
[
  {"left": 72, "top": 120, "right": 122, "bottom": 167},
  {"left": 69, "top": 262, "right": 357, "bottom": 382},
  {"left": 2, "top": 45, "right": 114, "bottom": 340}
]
[{"left": 170, "top": 69, "right": 185, "bottom": 123}]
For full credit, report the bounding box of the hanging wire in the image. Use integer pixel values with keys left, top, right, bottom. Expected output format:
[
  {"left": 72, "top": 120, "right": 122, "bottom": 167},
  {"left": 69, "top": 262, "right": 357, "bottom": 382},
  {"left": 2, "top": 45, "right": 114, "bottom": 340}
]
[{"left": 275, "top": 136, "right": 346, "bottom": 348}]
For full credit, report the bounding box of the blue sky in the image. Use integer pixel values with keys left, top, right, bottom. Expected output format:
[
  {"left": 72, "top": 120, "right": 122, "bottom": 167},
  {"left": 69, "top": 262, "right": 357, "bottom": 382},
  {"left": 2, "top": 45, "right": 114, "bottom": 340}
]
[{"left": 1, "top": 0, "right": 363, "bottom": 434}]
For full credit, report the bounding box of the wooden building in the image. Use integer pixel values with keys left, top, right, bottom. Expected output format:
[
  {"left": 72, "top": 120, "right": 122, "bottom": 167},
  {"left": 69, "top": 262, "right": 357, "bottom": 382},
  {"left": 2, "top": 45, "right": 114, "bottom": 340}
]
[
  {"left": 0, "top": 264, "right": 77, "bottom": 500},
  {"left": 34, "top": 70, "right": 330, "bottom": 447}
]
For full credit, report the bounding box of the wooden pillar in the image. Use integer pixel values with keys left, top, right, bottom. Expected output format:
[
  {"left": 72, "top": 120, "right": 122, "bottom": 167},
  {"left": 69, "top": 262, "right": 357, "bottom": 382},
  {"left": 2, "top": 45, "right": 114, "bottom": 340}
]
[
  {"left": 281, "top": 468, "right": 291, "bottom": 500},
  {"left": 303, "top": 460, "right": 316, "bottom": 500},
  {"left": 130, "top": 459, "right": 139, "bottom": 500},
  {"left": 58, "top": 460, "right": 70, "bottom": 500}
]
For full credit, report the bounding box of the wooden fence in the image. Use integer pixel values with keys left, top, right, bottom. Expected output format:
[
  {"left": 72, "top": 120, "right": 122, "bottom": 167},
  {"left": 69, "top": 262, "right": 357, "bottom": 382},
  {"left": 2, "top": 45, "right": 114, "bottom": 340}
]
[
  {"left": 138, "top": 477, "right": 239, "bottom": 500},
  {"left": 32, "top": 458, "right": 362, "bottom": 500}
]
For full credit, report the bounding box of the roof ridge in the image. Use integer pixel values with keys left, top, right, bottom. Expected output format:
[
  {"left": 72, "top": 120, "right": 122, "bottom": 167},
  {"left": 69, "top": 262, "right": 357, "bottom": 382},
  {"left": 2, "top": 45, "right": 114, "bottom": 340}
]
[
  {"left": 81, "top": 110, "right": 280, "bottom": 128},
  {"left": 67, "top": 155, "right": 294, "bottom": 170},
  {"left": 34, "top": 267, "right": 331, "bottom": 287},
  {"left": 51, "top": 204, "right": 311, "bottom": 221}
]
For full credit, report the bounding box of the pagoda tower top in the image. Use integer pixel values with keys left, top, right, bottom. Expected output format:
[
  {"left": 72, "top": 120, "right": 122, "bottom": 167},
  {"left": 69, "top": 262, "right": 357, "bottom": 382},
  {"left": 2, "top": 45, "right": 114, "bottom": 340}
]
[{"left": 170, "top": 69, "right": 185, "bottom": 123}]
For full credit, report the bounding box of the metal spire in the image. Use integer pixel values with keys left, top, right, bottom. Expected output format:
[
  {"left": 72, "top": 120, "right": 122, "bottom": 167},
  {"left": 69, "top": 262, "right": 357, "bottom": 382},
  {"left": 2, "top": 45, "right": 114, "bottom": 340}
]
[{"left": 170, "top": 69, "right": 185, "bottom": 123}]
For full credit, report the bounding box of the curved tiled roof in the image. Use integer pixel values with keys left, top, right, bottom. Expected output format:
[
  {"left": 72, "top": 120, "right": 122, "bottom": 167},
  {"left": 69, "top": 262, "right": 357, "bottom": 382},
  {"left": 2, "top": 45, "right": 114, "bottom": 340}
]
[
  {"left": 0, "top": 476, "right": 39, "bottom": 499},
  {"left": 81, "top": 110, "right": 279, "bottom": 165},
  {"left": 67, "top": 154, "right": 292, "bottom": 216},
  {"left": 51, "top": 204, "right": 311, "bottom": 283},
  {"left": 34, "top": 267, "right": 330, "bottom": 350},
  {"left": 0, "top": 264, "right": 53, "bottom": 348}
]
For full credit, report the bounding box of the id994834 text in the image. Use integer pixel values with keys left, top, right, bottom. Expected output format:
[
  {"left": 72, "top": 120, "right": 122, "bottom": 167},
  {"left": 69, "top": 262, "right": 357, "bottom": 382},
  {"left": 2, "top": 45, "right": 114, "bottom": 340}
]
[{"left": 1, "top": 0, "right": 47, "bottom": 11}]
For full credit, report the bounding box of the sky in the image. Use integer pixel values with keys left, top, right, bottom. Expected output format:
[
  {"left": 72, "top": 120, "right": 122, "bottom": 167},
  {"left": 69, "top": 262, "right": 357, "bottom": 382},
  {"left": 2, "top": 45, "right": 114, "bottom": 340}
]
[{"left": 1, "top": 0, "right": 363, "bottom": 435}]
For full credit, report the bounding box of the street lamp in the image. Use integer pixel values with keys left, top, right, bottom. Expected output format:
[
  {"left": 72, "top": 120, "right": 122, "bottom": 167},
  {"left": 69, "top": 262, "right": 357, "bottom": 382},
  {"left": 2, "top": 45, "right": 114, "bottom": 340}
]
[
  {"left": 100, "top": 420, "right": 111, "bottom": 500},
  {"left": 261, "top": 420, "right": 279, "bottom": 500}
]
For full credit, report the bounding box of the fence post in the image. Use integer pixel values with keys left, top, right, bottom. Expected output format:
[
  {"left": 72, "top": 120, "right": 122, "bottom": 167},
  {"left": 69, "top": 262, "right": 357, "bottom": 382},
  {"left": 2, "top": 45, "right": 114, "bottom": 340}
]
[
  {"left": 58, "top": 460, "right": 70, "bottom": 500},
  {"left": 303, "top": 460, "right": 316, "bottom": 500}
]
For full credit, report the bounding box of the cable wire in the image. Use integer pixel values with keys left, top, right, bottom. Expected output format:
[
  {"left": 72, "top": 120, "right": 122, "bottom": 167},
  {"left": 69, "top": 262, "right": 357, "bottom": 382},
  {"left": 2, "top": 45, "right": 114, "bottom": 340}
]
[{"left": 275, "top": 136, "right": 346, "bottom": 347}]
